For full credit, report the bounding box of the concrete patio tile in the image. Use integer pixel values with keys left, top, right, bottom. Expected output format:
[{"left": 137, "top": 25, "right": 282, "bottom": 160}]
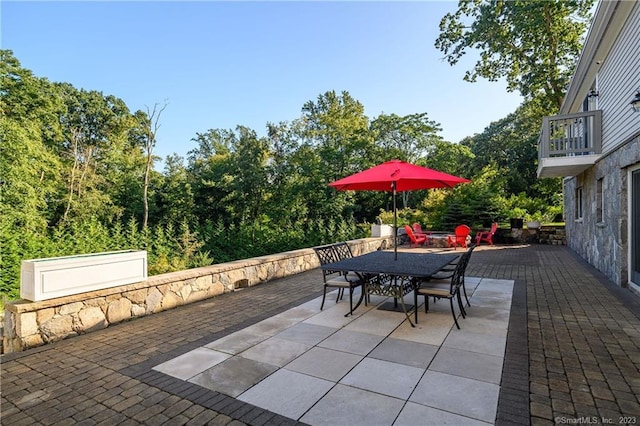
[
  {"left": 395, "top": 401, "right": 492, "bottom": 426},
  {"left": 239, "top": 337, "right": 310, "bottom": 367},
  {"left": 152, "top": 347, "right": 231, "bottom": 380},
  {"left": 189, "top": 356, "right": 278, "bottom": 397},
  {"left": 317, "top": 329, "right": 384, "bottom": 356},
  {"left": 241, "top": 315, "right": 300, "bottom": 337},
  {"left": 464, "top": 305, "right": 511, "bottom": 323},
  {"left": 453, "top": 318, "right": 508, "bottom": 338},
  {"left": 316, "top": 288, "right": 368, "bottom": 313},
  {"left": 368, "top": 337, "right": 438, "bottom": 369},
  {"left": 410, "top": 370, "right": 500, "bottom": 423},
  {"left": 238, "top": 369, "right": 334, "bottom": 420},
  {"left": 465, "top": 276, "right": 482, "bottom": 286},
  {"left": 390, "top": 311, "right": 454, "bottom": 346},
  {"left": 204, "top": 329, "right": 269, "bottom": 354},
  {"left": 443, "top": 329, "right": 507, "bottom": 357},
  {"left": 340, "top": 357, "right": 424, "bottom": 400},
  {"left": 270, "top": 302, "right": 320, "bottom": 323},
  {"left": 467, "top": 295, "right": 512, "bottom": 310},
  {"left": 274, "top": 322, "right": 337, "bottom": 346},
  {"left": 344, "top": 305, "right": 406, "bottom": 336},
  {"left": 473, "top": 278, "right": 513, "bottom": 293},
  {"left": 284, "top": 346, "right": 362, "bottom": 382},
  {"left": 429, "top": 347, "right": 504, "bottom": 384},
  {"left": 303, "top": 298, "right": 371, "bottom": 329},
  {"left": 366, "top": 294, "right": 389, "bottom": 306},
  {"left": 300, "top": 384, "right": 404, "bottom": 426}
]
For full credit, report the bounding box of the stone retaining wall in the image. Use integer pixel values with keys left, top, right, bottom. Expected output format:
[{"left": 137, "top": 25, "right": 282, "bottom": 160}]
[
  {"left": 2, "top": 238, "right": 390, "bottom": 354},
  {"left": 494, "top": 226, "right": 566, "bottom": 245}
]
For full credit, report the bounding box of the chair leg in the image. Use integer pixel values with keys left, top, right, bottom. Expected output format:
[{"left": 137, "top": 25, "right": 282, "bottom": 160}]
[
  {"left": 450, "top": 298, "right": 460, "bottom": 329},
  {"left": 320, "top": 286, "right": 328, "bottom": 310},
  {"left": 457, "top": 292, "right": 466, "bottom": 318},
  {"left": 462, "top": 280, "right": 471, "bottom": 307},
  {"left": 414, "top": 291, "right": 419, "bottom": 324}
]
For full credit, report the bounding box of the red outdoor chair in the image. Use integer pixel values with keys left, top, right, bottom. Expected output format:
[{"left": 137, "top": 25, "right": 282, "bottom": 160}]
[
  {"left": 412, "top": 223, "right": 431, "bottom": 245},
  {"left": 412, "top": 223, "right": 427, "bottom": 235},
  {"left": 476, "top": 222, "right": 498, "bottom": 246},
  {"left": 405, "top": 225, "right": 427, "bottom": 248},
  {"left": 447, "top": 224, "right": 471, "bottom": 249}
]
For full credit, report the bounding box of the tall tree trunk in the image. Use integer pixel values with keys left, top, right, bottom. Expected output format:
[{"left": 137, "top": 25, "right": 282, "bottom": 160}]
[
  {"left": 63, "top": 129, "right": 81, "bottom": 222},
  {"left": 142, "top": 101, "right": 168, "bottom": 228}
]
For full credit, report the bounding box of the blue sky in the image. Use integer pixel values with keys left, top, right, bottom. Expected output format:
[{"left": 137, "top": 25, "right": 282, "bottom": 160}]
[{"left": 2, "top": 1, "right": 522, "bottom": 166}]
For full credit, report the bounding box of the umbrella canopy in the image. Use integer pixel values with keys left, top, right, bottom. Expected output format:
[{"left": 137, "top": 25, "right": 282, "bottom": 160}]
[
  {"left": 328, "top": 159, "right": 470, "bottom": 192},
  {"left": 329, "top": 159, "right": 470, "bottom": 258}
]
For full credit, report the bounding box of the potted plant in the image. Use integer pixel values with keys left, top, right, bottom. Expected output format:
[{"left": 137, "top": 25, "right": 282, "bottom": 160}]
[
  {"left": 526, "top": 218, "right": 541, "bottom": 229},
  {"left": 508, "top": 207, "right": 526, "bottom": 229},
  {"left": 526, "top": 210, "right": 552, "bottom": 229}
]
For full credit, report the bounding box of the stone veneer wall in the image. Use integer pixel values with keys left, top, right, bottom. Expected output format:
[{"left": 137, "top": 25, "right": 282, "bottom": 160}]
[
  {"left": 2, "top": 237, "right": 390, "bottom": 354},
  {"left": 564, "top": 134, "right": 640, "bottom": 287},
  {"left": 493, "top": 227, "right": 566, "bottom": 245}
]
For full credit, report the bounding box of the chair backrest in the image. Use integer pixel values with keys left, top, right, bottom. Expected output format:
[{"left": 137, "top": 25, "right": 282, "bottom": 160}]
[
  {"left": 404, "top": 225, "right": 418, "bottom": 243},
  {"left": 458, "top": 244, "right": 476, "bottom": 274},
  {"left": 412, "top": 223, "right": 425, "bottom": 234},
  {"left": 333, "top": 242, "right": 354, "bottom": 261},
  {"left": 453, "top": 224, "right": 471, "bottom": 246},
  {"left": 314, "top": 243, "right": 355, "bottom": 282},
  {"left": 447, "top": 251, "right": 468, "bottom": 293},
  {"left": 313, "top": 244, "right": 340, "bottom": 281},
  {"left": 454, "top": 224, "right": 471, "bottom": 237},
  {"left": 488, "top": 222, "right": 498, "bottom": 235}
]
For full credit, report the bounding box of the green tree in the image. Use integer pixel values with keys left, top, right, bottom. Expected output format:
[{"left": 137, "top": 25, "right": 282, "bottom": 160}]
[
  {"left": 369, "top": 112, "right": 446, "bottom": 210},
  {"left": 422, "top": 140, "right": 475, "bottom": 179},
  {"left": 370, "top": 112, "right": 443, "bottom": 163},
  {"left": 225, "top": 126, "right": 270, "bottom": 223},
  {"left": 55, "top": 84, "right": 135, "bottom": 224},
  {"left": 300, "top": 90, "right": 374, "bottom": 179},
  {"left": 435, "top": 0, "right": 594, "bottom": 110},
  {"left": 187, "top": 128, "right": 235, "bottom": 225},
  {"left": 0, "top": 50, "right": 63, "bottom": 232},
  {"left": 296, "top": 90, "right": 377, "bottom": 222},
  {"left": 263, "top": 121, "right": 308, "bottom": 225},
  {"left": 154, "top": 154, "right": 195, "bottom": 226},
  {"left": 462, "top": 101, "right": 562, "bottom": 199}
]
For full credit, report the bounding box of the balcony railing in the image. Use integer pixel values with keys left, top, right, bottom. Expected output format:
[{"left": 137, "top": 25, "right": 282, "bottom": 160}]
[{"left": 538, "top": 110, "right": 602, "bottom": 178}]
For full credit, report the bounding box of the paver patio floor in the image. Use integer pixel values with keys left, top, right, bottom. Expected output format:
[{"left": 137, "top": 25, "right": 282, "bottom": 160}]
[
  {"left": 1, "top": 244, "right": 639, "bottom": 425},
  {"left": 152, "top": 276, "right": 512, "bottom": 425}
]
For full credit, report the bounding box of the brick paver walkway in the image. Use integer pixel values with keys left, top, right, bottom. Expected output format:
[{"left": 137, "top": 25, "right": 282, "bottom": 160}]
[{"left": 2, "top": 245, "right": 639, "bottom": 425}]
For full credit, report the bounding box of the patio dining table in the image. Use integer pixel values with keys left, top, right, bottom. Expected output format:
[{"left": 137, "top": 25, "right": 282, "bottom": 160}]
[{"left": 321, "top": 250, "right": 459, "bottom": 327}]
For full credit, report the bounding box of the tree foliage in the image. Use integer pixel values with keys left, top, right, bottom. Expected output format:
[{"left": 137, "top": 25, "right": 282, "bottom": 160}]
[
  {"left": 435, "top": 0, "right": 595, "bottom": 110},
  {"left": 1, "top": 48, "right": 569, "bottom": 303}
]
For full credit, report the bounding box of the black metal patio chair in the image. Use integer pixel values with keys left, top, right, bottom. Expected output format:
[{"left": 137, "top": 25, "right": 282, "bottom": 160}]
[
  {"left": 412, "top": 249, "right": 469, "bottom": 329},
  {"left": 313, "top": 243, "right": 363, "bottom": 315},
  {"left": 430, "top": 244, "right": 476, "bottom": 307}
]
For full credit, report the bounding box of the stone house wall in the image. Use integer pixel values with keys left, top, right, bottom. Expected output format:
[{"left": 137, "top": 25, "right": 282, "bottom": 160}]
[
  {"left": 564, "top": 135, "right": 640, "bottom": 286},
  {"left": 2, "top": 237, "right": 390, "bottom": 354}
]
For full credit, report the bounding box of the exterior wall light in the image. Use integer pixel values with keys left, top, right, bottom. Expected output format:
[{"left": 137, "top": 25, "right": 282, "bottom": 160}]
[
  {"left": 587, "top": 89, "right": 599, "bottom": 100},
  {"left": 631, "top": 90, "right": 640, "bottom": 113}
]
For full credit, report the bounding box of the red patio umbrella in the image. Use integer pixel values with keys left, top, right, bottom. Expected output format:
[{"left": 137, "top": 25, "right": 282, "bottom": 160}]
[{"left": 329, "top": 159, "right": 470, "bottom": 259}]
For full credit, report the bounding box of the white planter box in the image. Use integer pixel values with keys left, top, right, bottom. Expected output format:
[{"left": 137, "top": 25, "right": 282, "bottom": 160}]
[
  {"left": 371, "top": 224, "right": 394, "bottom": 237},
  {"left": 20, "top": 250, "right": 147, "bottom": 302}
]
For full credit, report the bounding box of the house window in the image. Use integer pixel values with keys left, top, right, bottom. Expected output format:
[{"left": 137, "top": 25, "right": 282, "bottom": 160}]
[
  {"left": 575, "top": 186, "right": 583, "bottom": 220},
  {"left": 596, "top": 178, "right": 604, "bottom": 222}
]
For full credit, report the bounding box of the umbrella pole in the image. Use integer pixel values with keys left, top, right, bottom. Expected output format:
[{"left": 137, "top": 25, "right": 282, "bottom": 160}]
[{"left": 393, "top": 181, "right": 397, "bottom": 260}]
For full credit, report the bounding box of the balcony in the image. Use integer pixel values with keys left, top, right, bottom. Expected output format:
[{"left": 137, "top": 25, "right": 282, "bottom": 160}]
[{"left": 537, "top": 110, "right": 602, "bottom": 178}]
